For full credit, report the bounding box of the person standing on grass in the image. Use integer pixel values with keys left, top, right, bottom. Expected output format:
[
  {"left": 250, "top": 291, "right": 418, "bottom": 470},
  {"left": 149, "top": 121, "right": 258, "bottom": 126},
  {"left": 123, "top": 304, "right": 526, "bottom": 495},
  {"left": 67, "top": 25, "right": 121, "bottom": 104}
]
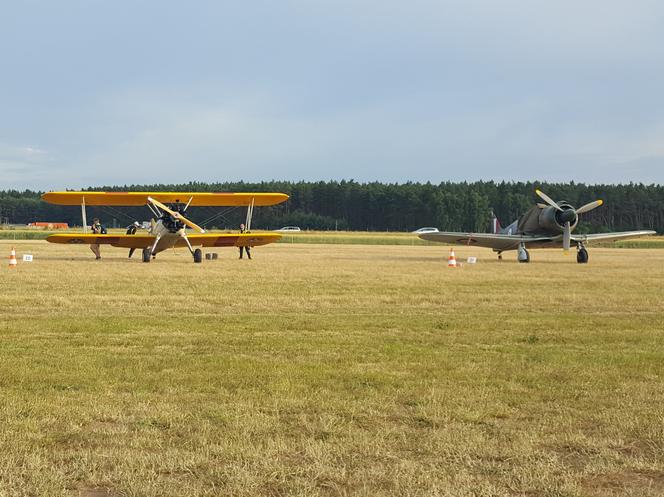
[
  {"left": 239, "top": 223, "right": 251, "bottom": 260},
  {"left": 126, "top": 221, "right": 140, "bottom": 258},
  {"left": 90, "top": 217, "right": 103, "bottom": 260}
]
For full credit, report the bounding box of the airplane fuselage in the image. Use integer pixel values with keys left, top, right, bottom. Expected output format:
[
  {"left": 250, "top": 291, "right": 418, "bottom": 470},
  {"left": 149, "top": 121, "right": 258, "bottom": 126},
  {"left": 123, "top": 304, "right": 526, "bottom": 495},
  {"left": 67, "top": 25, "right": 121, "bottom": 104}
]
[
  {"left": 505, "top": 204, "right": 579, "bottom": 238},
  {"left": 148, "top": 219, "right": 188, "bottom": 255}
]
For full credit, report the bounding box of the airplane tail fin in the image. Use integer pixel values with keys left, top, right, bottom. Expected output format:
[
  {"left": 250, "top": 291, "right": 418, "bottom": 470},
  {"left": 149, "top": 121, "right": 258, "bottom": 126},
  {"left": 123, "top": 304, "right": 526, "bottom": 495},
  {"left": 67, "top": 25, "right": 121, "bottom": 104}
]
[{"left": 490, "top": 211, "right": 502, "bottom": 234}]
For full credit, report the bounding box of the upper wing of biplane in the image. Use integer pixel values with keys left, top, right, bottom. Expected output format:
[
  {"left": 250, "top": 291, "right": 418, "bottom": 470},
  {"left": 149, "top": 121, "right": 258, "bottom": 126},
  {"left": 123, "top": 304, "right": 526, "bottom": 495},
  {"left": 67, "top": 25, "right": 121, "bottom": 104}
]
[
  {"left": 46, "top": 232, "right": 282, "bottom": 248},
  {"left": 42, "top": 191, "right": 289, "bottom": 207}
]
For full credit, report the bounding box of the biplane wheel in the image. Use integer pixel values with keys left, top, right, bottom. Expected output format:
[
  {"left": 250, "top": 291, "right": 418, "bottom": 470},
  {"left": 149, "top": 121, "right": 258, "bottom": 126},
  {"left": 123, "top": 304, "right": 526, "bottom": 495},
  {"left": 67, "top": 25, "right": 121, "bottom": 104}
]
[
  {"left": 193, "top": 248, "right": 203, "bottom": 263},
  {"left": 577, "top": 247, "right": 589, "bottom": 264},
  {"left": 142, "top": 248, "right": 151, "bottom": 263}
]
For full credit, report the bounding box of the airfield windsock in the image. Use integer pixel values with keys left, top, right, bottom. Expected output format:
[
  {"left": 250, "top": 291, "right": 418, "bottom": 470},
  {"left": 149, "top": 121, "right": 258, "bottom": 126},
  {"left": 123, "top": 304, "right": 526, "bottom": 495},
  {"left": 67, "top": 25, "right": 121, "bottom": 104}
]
[
  {"left": 9, "top": 247, "right": 17, "bottom": 268},
  {"left": 448, "top": 248, "right": 457, "bottom": 268}
]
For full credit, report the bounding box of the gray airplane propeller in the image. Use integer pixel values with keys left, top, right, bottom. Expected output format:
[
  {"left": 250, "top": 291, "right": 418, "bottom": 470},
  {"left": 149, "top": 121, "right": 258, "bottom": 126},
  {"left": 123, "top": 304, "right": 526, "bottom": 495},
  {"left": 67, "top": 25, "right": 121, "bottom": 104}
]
[{"left": 535, "top": 189, "right": 604, "bottom": 251}]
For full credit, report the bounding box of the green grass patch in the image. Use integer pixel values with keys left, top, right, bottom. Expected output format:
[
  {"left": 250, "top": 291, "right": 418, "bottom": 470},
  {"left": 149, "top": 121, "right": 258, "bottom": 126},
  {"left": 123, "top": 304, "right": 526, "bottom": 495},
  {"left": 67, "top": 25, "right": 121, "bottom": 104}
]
[
  {"left": 613, "top": 238, "right": 664, "bottom": 248},
  {"left": 0, "top": 229, "right": 51, "bottom": 240},
  {"left": 276, "top": 231, "right": 437, "bottom": 245}
]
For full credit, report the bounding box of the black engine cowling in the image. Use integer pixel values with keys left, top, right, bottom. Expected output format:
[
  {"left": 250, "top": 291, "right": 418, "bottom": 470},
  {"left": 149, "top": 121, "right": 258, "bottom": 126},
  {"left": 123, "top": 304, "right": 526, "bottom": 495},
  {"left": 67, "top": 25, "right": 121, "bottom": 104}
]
[{"left": 538, "top": 204, "right": 578, "bottom": 233}]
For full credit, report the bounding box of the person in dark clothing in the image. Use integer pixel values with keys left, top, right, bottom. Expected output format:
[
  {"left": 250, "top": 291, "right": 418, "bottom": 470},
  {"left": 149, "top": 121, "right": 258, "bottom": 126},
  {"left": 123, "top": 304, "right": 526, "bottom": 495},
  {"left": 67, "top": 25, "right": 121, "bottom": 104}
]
[
  {"left": 126, "top": 221, "right": 140, "bottom": 258},
  {"left": 239, "top": 223, "right": 251, "bottom": 259},
  {"left": 90, "top": 218, "right": 102, "bottom": 259}
]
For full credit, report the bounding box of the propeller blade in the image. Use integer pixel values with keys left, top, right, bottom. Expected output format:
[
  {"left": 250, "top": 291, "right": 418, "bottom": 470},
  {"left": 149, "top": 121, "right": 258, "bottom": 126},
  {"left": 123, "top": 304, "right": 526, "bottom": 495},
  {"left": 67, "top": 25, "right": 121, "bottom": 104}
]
[
  {"left": 535, "top": 189, "right": 563, "bottom": 211},
  {"left": 576, "top": 199, "right": 603, "bottom": 214},
  {"left": 147, "top": 197, "right": 206, "bottom": 233},
  {"left": 563, "top": 221, "right": 571, "bottom": 251}
]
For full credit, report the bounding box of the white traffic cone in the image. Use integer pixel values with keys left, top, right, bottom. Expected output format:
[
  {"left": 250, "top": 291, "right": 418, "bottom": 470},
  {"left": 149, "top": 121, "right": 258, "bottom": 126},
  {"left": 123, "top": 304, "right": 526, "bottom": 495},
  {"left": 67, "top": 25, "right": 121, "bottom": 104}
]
[
  {"left": 447, "top": 248, "right": 457, "bottom": 268},
  {"left": 9, "top": 247, "right": 17, "bottom": 268}
]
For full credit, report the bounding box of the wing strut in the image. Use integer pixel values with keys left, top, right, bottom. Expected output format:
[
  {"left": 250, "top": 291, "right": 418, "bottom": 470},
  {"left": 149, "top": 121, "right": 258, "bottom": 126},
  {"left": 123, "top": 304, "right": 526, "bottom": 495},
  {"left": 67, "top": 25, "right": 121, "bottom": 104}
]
[
  {"left": 147, "top": 202, "right": 161, "bottom": 219},
  {"left": 81, "top": 196, "right": 87, "bottom": 234},
  {"left": 149, "top": 234, "right": 161, "bottom": 257},
  {"left": 245, "top": 197, "right": 255, "bottom": 231}
]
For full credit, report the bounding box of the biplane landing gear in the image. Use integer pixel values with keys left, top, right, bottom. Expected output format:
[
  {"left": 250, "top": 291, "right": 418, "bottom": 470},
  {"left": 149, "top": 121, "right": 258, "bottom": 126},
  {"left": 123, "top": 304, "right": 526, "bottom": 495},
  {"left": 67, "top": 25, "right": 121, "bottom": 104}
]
[
  {"left": 517, "top": 243, "right": 530, "bottom": 263},
  {"left": 142, "top": 248, "right": 151, "bottom": 263},
  {"left": 497, "top": 251, "right": 503, "bottom": 260},
  {"left": 193, "top": 248, "right": 203, "bottom": 263},
  {"left": 577, "top": 243, "right": 589, "bottom": 264}
]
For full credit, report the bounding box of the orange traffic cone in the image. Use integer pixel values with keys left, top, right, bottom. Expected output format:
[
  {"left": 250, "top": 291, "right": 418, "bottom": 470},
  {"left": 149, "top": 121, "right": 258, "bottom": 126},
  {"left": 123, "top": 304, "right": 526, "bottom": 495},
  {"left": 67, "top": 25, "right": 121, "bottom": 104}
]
[
  {"left": 447, "top": 248, "right": 457, "bottom": 268},
  {"left": 9, "top": 247, "right": 17, "bottom": 268}
]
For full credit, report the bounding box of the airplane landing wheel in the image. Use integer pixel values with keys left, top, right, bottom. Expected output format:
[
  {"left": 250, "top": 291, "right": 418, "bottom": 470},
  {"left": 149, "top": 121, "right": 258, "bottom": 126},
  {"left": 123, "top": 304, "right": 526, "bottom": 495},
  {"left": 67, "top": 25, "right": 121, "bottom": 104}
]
[
  {"left": 577, "top": 247, "right": 589, "bottom": 264},
  {"left": 497, "top": 252, "right": 503, "bottom": 260},
  {"left": 193, "top": 248, "right": 203, "bottom": 263},
  {"left": 518, "top": 246, "right": 530, "bottom": 263},
  {"left": 142, "top": 248, "right": 151, "bottom": 263}
]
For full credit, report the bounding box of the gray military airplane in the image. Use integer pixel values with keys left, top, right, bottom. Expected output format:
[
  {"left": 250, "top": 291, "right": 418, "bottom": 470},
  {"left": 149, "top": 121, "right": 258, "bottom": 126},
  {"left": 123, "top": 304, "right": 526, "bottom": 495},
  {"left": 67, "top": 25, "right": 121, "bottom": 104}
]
[{"left": 418, "top": 190, "right": 656, "bottom": 263}]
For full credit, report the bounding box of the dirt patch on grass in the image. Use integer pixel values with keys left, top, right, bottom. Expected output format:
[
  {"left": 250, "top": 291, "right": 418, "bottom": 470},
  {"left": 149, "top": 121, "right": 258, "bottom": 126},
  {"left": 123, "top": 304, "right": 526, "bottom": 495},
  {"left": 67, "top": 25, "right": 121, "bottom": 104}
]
[
  {"left": 78, "top": 486, "right": 118, "bottom": 497},
  {"left": 582, "top": 469, "right": 664, "bottom": 496}
]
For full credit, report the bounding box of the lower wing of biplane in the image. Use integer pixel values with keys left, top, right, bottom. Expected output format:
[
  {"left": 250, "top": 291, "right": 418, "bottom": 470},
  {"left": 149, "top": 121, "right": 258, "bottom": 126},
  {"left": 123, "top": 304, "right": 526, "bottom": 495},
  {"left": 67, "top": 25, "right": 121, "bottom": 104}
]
[
  {"left": 46, "top": 232, "right": 282, "bottom": 263},
  {"left": 46, "top": 233, "right": 281, "bottom": 248}
]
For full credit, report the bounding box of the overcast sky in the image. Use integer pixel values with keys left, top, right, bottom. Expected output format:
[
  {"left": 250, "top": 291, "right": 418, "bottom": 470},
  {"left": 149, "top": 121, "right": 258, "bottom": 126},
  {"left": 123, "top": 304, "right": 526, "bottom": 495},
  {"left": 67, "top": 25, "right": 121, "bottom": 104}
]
[{"left": 1, "top": 0, "right": 663, "bottom": 190}]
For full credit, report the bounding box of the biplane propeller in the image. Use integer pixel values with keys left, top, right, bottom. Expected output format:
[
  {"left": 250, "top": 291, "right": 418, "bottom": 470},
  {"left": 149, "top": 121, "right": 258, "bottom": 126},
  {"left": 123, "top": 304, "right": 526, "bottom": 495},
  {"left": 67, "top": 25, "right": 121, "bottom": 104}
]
[
  {"left": 145, "top": 196, "right": 207, "bottom": 260},
  {"left": 42, "top": 191, "right": 289, "bottom": 263},
  {"left": 418, "top": 190, "right": 655, "bottom": 263}
]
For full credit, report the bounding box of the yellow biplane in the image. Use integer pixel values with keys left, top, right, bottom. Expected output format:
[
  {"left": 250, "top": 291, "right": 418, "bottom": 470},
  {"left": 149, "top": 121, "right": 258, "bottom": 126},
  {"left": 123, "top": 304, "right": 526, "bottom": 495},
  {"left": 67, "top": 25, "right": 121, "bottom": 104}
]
[{"left": 42, "top": 191, "right": 289, "bottom": 263}]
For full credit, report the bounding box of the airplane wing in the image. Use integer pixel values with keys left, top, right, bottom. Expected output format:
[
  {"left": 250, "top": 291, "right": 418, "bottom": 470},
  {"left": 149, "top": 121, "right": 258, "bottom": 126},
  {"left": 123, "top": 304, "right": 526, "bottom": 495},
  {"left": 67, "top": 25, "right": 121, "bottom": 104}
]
[
  {"left": 418, "top": 232, "right": 554, "bottom": 251},
  {"left": 46, "top": 232, "right": 282, "bottom": 248},
  {"left": 42, "top": 191, "right": 289, "bottom": 207},
  {"left": 47, "top": 234, "right": 156, "bottom": 248},
  {"left": 185, "top": 233, "right": 282, "bottom": 247},
  {"left": 571, "top": 230, "right": 657, "bottom": 243},
  {"left": 419, "top": 230, "right": 657, "bottom": 251}
]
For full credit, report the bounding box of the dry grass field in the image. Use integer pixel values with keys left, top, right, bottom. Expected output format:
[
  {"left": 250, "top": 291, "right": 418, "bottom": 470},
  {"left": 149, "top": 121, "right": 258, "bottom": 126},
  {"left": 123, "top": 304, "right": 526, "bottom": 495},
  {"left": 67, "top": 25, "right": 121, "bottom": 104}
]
[{"left": 1, "top": 239, "right": 663, "bottom": 497}]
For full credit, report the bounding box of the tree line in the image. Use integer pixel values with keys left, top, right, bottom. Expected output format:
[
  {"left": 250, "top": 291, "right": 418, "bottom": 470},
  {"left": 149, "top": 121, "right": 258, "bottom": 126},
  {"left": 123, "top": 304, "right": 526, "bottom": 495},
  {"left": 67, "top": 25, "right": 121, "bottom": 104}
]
[{"left": 1, "top": 181, "right": 662, "bottom": 233}]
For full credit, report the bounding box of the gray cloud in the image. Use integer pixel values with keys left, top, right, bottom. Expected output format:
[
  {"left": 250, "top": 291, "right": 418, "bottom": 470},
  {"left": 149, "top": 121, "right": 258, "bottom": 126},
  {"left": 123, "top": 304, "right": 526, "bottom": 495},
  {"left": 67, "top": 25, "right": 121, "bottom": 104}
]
[{"left": 1, "top": 1, "right": 663, "bottom": 189}]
